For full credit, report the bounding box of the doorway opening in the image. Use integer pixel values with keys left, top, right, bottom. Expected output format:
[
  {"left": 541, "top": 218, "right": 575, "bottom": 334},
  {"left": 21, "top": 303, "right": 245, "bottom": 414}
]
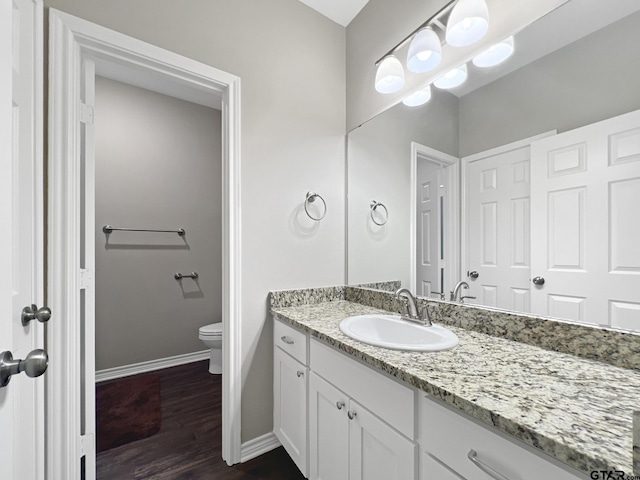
[
  {"left": 410, "top": 142, "right": 460, "bottom": 299},
  {"left": 48, "top": 10, "right": 241, "bottom": 479}
]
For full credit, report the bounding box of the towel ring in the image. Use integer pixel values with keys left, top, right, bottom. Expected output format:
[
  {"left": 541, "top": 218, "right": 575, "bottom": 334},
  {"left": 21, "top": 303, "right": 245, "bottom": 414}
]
[
  {"left": 305, "top": 191, "right": 327, "bottom": 221},
  {"left": 370, "top": 200, "right": 388, "bottom": 226}
]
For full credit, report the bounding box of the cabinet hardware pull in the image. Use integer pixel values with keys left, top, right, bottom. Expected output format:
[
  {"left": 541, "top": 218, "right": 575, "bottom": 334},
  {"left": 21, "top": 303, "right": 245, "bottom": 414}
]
[
  {"left": 336, "top": 401, "right": 345, "bottom": 410},
  {"left": 347, "top": 410, "right": 357, "bottom": 420},
  {"left": 280, "top": 336, "right": 294, "bottom": 345},
  {"left": 467, "top": 450, "right": 511, "bottom": 480},
  {"left": 296, "top": 370, "right": 304, "bottom": 377}
]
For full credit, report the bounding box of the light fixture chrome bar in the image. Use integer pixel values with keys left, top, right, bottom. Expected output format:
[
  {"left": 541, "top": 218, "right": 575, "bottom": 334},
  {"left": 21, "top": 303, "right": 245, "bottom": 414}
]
[
  {"left": 102, "top": 225, "right": 186, "bottom": 236},
  {"left": 374, "top": 0, "right": 457, "bottom": 66}
]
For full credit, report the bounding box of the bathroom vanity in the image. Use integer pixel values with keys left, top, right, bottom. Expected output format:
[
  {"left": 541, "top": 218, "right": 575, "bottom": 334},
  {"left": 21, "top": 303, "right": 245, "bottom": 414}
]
[{"left": 271, "top": 287, "right": 640, "bottom": 480}]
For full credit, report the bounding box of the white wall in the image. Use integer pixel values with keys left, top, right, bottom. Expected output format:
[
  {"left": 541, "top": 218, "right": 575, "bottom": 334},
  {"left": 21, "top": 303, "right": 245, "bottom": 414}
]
[
  {"left": 346, "top": 0, "right": 568, "bottom": 131},
  {"left": 45, "top": 0, "right": 346, "bottom": 442},
  {"left": 347, "top": 91, "right": 458, "bottom": 287},
  {"left": 94, "top": 77, "right": 221, "bottom": 371}
]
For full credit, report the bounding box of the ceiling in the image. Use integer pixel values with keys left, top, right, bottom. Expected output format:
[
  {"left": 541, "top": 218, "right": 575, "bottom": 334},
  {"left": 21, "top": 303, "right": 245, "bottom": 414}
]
[{"left": 298, "top": 0, "right": 369, "bottom": 27}]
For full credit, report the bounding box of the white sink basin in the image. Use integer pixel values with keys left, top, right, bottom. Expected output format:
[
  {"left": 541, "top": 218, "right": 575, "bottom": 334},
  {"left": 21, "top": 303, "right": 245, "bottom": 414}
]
[{"left": 339, "top": 314, "right": 459, "bottom": 352}]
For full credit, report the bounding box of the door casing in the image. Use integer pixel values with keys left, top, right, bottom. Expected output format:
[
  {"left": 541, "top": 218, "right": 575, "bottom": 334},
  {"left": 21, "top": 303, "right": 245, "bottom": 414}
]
[
  {"left": 410, "top": 142, "right": 460, "bottom": 296},
  {"left": 48, "top": 9, "right": 242, "bottom": 478}
]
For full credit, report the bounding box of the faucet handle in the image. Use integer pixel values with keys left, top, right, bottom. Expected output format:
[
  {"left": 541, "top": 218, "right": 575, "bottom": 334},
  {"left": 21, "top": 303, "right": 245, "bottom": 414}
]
[
  {"left": 460, "top": 296, "right": 476, "bottom": 304},
  {"left": 420, "top": 305, "right": 433, "bottom": 326}
]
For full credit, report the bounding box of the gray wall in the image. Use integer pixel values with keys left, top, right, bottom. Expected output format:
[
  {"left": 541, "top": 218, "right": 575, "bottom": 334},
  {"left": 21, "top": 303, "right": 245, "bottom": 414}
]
[
  {"left": 94, "top": 77, "right": 221, "bottom": 371},
  {"left": 347, "top": 91, "right": 458, "bottom": 287},
  {"left": 45, "top": 0, "right": 346, "bottom": 442},
  {"left": 459, "top": 11, "right": 640, "bottom": 156}
]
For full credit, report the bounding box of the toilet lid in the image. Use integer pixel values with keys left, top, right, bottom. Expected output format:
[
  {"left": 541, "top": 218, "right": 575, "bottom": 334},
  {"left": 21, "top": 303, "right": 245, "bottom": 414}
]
[{"left": 199, "top": 323, "right": 223, "bottom": 336}]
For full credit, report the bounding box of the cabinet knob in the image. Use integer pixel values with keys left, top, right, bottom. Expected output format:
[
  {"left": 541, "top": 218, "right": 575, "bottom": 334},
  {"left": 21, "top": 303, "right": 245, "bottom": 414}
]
[
  {"left": 532, "top": 276, "right": 545, "bottom": 286},
  {"left": 280, "top": 335, "right": 294, "bottom": 345},
  {"left": 347, "top": 410, "right": 357, "bottom": 420},
  {"left": 296, "top": 370, "right": 304, "bottom": 378},
  {"left": 336, "top": 401, "right": 345, "bottom": 410}
]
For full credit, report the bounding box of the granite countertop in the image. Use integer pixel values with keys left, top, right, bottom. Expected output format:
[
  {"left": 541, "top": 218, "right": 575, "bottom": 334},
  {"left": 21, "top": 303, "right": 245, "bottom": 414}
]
[{"left": 272, "top": 299, "right": 640, "bottom": 476}]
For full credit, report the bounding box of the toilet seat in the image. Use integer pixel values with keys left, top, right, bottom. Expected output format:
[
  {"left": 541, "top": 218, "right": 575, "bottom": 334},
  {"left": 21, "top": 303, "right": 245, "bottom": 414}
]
[{"left": 199, "top": 323, "right": 222, "bottom": 337}]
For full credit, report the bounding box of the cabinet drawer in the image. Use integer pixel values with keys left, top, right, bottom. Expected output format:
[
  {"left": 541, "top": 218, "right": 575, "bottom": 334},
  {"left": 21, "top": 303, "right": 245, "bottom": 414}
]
[
  {"left": 274, "top": 318, "right": 308, "bottom": 364},
  {"left": 310, "top": 339, "right": 414, "bottom": 439},
  {"left": 419, "top": 396, "right": 584, "bottom": 480}
]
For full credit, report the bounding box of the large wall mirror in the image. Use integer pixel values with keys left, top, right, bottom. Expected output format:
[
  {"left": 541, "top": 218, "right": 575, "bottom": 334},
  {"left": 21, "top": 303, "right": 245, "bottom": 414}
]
[{"left": 347, "top": 0, "right": 640, "bottom": 331}]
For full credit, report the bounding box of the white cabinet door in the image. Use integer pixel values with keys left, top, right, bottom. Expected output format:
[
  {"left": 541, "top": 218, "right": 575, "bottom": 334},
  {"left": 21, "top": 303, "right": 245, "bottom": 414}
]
[
  {"left": 465, "top": 144, "right": 532, "bottom": 311},
  {"left": 531, "top": 109, "right": 640, "bottom": 328},
  {"left": 309, "top": 372, "right": 350, "bottom": 480},
  {"left": 349, "top": 400, "right": 416, "bottom": 480},
  {"left": 274, "top": 347, "right": 308, "bottom": 476},
  {"left": 421, "top": 453, "right": 463, "bottom": 480}
]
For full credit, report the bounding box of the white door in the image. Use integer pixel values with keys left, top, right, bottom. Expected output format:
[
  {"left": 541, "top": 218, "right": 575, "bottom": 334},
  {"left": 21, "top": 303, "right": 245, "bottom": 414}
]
[
  {"left": 348, "top": 400, "right": 416, "bottom": 480},
  {"left": 465, "top": 144, "right": 532, "bottom": 311},
  {"left": 0, "top": 1, "right": 45, "bottom": 479},
  {"left": 416, "top": 160, "right": 445, "bottom": 297},
  {"left": 309, "top": 372, "right": 349, "bottom": 480},
  {"left": 531, "top": 109, "right": 640, "bottom": 328},
  {"left": 273, "top": 347, "right": 307, "bottom": 476}
]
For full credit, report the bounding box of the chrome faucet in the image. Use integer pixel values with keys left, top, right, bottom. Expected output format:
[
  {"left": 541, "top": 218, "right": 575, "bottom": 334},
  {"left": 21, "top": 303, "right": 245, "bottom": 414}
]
[
  {"left": 395, "top": 288, "right": 432, "bottom": 326},
  {"left": 450, "top": 281, "right": 469, "bottom": 302}
]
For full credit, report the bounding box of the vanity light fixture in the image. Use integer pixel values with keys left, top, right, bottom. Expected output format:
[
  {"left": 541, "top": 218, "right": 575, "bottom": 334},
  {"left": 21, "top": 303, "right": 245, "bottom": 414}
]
[
  {"left": 402, "top": 84, "right": 432, "bottom": 107},
  {"left": 373, "top": 0, "right": 490, "bottom": 96},
  {"left": 433, "top": 64, "right": 468, "bottom": 89},
  {"left": 472, "top": 36, "right": 515, "bottom": 68},
  {"left": 407, "top": 28, "right": 442, "bottom": 73},
  {"left": 445, "top": 0, "right": 489, "bottom": 47},
  {"left": 375, "top": 56, "right": 405, "bottom": 94}
]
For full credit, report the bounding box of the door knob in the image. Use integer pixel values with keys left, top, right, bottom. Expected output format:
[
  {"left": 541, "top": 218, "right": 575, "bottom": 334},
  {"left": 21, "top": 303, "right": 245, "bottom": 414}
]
[
  {"left": 0, "top": 349, "right": 49, "bottom": 387},
  {"left": 468, "top": 271, "right": 479, "bottom": 279},
  {"left": 22, "top": 304, "right": 51, "bottom": 326},
  {"left": 532, "top": 276, "right": 545, "bottom": 286}
]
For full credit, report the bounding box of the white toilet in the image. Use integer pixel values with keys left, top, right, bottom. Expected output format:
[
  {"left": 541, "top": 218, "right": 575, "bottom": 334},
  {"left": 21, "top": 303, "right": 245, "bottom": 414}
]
[{"left": 199, "top": 323, "right": 223, "bottom": 374}]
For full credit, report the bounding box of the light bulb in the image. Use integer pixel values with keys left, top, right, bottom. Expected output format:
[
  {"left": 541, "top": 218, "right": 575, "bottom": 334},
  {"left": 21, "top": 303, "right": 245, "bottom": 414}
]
[
  {"left": 402, "top": 85, "right": 432, "bottom": 107},
  {"left": 407, "top": 28, "right": 442, "bottom": 73},
  {"left": 433, "top": 64, "right": 468, "bottom": 89},
  {"left": 375, "top": 56, "right": 405, "bottom": 94},
  {"left": 472, "top": 36, "right": 514, "bottom": 68},
  {"left": 446, "top": 0, "right": 489, "bottom": 47}
]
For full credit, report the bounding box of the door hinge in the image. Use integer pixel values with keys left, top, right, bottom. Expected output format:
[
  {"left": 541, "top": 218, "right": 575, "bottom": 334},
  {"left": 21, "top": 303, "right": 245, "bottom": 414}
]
[
  {"left": 79, "top": 269, "right": 94, "bottom": 290},
  {"left": 80, "top": 433, "right": 95, "bottom": 457},
  {"left": 80, "top": 103, "right": 94, "bottom": 125}
]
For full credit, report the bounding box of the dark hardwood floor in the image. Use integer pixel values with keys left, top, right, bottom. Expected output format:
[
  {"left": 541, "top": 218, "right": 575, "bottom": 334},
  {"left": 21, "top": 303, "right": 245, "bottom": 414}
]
[{"left": 97, "top": 361, "right": 305, "bottom": 479}]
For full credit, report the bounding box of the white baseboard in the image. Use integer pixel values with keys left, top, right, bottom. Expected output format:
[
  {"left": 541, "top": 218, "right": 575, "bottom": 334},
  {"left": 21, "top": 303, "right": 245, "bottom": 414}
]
[
  {"left": 95, "top": 350, "right": 210, "bottom": 383},
  {"left": 240, "top": 432, "right": 281, "bottom": 463}
]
